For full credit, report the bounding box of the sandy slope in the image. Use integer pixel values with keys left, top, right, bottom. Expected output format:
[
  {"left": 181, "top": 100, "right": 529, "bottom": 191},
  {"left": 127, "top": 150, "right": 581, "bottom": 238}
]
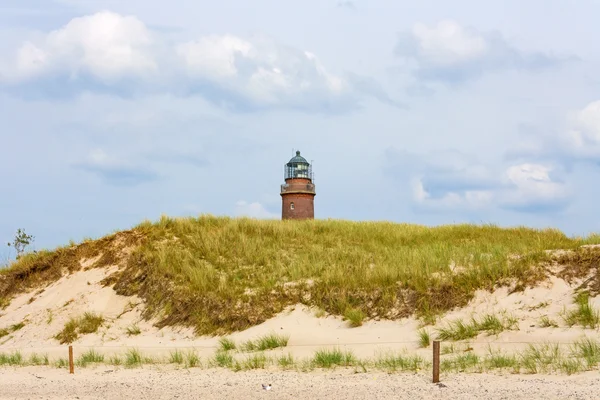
[
  {"left": 1, "top": 367, "right": 600, "bottom": 400},
  {"left": 0, "top": 260, "right": 598, "bottom": 362}
]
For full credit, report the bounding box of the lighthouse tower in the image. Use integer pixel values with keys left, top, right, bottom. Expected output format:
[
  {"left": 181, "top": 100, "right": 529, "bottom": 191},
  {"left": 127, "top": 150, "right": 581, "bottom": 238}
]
[{"left": 280, "top": 151, "right": 316, "bottom": 220}]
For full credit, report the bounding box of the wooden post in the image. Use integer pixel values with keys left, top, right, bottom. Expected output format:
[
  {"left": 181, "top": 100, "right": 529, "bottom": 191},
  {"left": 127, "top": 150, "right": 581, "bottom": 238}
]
[
  {"left": 432, "top": 340, "right": 440, "bottom": 383},
  {"left": 68, "top": 345, "right": 74, "bottom": 374}
]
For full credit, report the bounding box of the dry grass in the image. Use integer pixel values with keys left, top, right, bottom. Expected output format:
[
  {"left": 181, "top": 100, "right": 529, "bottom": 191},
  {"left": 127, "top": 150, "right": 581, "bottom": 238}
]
[{"left": 2, "top": 215, "right": 600, "bottom": 336}]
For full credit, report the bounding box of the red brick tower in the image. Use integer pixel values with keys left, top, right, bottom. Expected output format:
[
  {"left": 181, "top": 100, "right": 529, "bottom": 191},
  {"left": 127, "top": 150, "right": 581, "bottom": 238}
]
[{"left": 280, "top": 151, "right": 316, "bottom": 220}]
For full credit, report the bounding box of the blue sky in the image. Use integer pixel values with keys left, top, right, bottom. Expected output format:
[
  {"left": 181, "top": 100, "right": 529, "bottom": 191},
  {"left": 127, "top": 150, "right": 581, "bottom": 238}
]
[{"left": 2, "top": 0, "right": 600, "bottom": 258}]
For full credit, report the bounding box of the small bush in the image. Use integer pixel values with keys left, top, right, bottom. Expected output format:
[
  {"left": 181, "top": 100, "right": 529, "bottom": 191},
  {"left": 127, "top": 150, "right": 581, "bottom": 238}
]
[{"left": 344, "top": 308, "right": 366, "bottom": 327}]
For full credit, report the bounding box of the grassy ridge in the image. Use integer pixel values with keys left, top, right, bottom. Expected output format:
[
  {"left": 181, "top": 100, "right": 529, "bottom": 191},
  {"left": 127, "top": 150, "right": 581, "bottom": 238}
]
[{"left": 2, "top": 215, "right": 600, "bottom": 335}]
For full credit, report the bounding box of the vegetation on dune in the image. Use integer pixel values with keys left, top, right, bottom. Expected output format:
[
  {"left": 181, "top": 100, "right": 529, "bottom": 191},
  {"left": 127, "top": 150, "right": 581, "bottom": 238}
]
[
  {"left": 1, "top": 215, "right": 600, "bottom": 336},
  {"left": 55, "top": 312, "right": 104, "bottom": 344}
]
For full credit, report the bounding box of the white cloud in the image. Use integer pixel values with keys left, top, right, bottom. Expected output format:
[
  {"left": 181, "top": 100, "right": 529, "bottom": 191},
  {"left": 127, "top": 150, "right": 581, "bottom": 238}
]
[
  {"left": 176, "top": 34, "right": 348, "bottom": 108},
  {"left": 410, "top": 176, "right": 493, "bottom": 211},
  {"left": 411, "top": 20, "right": 488, "bottom": 67},
  {"left": 396, "top": 19, "right": 567, "bottom": 83},
  {"left": 6, "top": 11, "right": 157, "bottom": 82},
  {"left": 386, "top": 149, "right": 570, "bottom": 213},
  {"left": 498, "top": 163, "right": 569, "bottom": 211},
  {"left": 0, "top": 11, "right": 381, "bottom": 112},
  {"left": 507, "top": 100, "right": 600, "bottom": 164},
  {"left": 233, "top": 200, "right": 278, "bottom": 219},
  {"left": 73, "top": 149, "right": 158, "bottom": 186},
  {"left": 566, "top": 100, "right": 600, "bottom": 157}
]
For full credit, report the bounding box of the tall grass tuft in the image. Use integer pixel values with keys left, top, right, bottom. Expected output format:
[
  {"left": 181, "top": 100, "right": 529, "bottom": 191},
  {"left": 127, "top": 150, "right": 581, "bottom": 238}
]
[
  {"left": 563, "top": 292, "right": 600, "bottom": 329},
  {"left": 218, "top": 337, "right": 236, "bottom": 351},
  {"left": 241, "top": 333, "right": 289, "bottom": 352},
  {"left": 344, "top": 308, "right": 366, "bottom": 327},
  {"left": 418, "top": 329, "right": 430, "bottom": 348},
  {"left": 55, "top": 313, "right": 104, "bottom": 344},
  {"left": 313, "top": 348, "right": 356, "bottom": 368},
  {"left": 77, "top": 349, "right": 104, "bottom": 367}
]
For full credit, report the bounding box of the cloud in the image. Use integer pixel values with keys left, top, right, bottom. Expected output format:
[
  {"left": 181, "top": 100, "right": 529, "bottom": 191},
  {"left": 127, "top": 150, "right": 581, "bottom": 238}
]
[
  {"left": 0, "top": 11, "right": 394, "bottom": 112},
  {"left": 233, "top": 200, "right": 278, "bottom": 219},
  {"left": 385, "top": 148, "right": 570, "bottom": 213},
  {"left": 3, "top": 11, "right": 157, "bottom": 83},
  {"left": 337, "top": 1, "right": 356, "bottom": 9},
  {"left": 73, "top": 149, "right": 158, "bottom": 186},
  {"left": 175, "top": 34, "right": 356, "bottom": 112},
  {"left": 507, "top": 100, "right": 600, "bottom": 167},
  {"left": 395, "top": 20, "right": 572, "bottom": 84},
  {"left": 497, "top": 163, "right": 570, "bottom": 212}
]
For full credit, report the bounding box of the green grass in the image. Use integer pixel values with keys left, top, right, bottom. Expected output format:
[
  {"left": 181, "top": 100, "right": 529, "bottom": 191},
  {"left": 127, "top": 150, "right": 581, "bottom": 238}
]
[
  {"left": 436, "top": 313, "right": 518, "bottom": 341},
  {"left": 312, "top": 348, "right": 356, "bottom": 368},
  {"left": 55, "top": 313, "right": 104, "bottom": 344},
  {"left": 125, "top": 348, "right": 143, "bottom": 367},
  {"left": 0, "top": 351, "right": 23, "bottom": 366},
  {"left": 77, "top": 349, "right": 104, "bottom": 367},
  {"left": 0, "top": 320, "right": 26, "bottom": 339},
  {"left": 563, "top": 292, "right": 600, "bottom": 329},
  {"left": 374, "top": 352, "right": 426, "bottom": 372},
  {"left": 418, "top": 329, "right": 430, "bottom": 348},
  {"left": 28, "top": 353, "right": 49, "bottom": 366},
  {"left": 278, "top": 353, "right": 295, "bottom": 368},
  {"left": 169, "top": 350, "right": 184, "bottom": 364},
  {"left": 241, "top": 333, "right": 289, "bottom": 351},
  {"left": 185, "top": 351, "right": 200, "bottom": 368},
  {"left": 214, "top": 351, "right": 234, "bottom": 368},
  {"left": 2, "top": 215, "right": 600, "bottom": 335},
  {"left": 344, "top": 307, "right": 366, "bottom": 327},
  {"left": 218, "top": 337, "right": 236, "bottom": 351}
]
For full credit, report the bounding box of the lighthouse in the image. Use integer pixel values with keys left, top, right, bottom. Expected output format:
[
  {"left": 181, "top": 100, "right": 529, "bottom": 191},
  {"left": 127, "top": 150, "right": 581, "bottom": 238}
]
[{"left": 280, "top": 151, "right": 316, "bottom": 220}]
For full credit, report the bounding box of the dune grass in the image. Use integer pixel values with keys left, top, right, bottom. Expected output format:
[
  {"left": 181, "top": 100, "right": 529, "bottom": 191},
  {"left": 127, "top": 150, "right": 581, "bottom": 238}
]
[
  {"left": 55, "top": 312, "right": 104, "bottom": 344},
  {"left": 240, "top": 333, "right": 289, "bottom": 352},
  {"left": 562, "top": 291, "right": 600, "bottom": 329},
  {"left": 126, "top": 324, "right": 141, "bottom": 336},
  {"left": 218, "top": 337, "right": 237, "bottom": 351},
  {"left": 418, "top": 329, "right": 430, "bottom": 348},
  {"left": 436, "top": 313, "right": 518, "bottom": 341},
  {"left": 313, "top": 348, "right": 356, "bottom": 368},
  {"left": 2, "top": 215, "right": 600, "bottom": 336}
]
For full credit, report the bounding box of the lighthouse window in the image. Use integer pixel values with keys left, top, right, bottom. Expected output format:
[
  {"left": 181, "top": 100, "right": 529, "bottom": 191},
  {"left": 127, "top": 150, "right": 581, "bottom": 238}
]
[{"left": 290, "top": 202, "right": 295, "bottom": 210}]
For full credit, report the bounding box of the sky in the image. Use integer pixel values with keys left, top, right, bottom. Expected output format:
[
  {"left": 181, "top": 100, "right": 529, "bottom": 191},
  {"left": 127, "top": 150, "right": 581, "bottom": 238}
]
[{"left": 2, "top": 0, "right": 600, "bottom": 258}]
